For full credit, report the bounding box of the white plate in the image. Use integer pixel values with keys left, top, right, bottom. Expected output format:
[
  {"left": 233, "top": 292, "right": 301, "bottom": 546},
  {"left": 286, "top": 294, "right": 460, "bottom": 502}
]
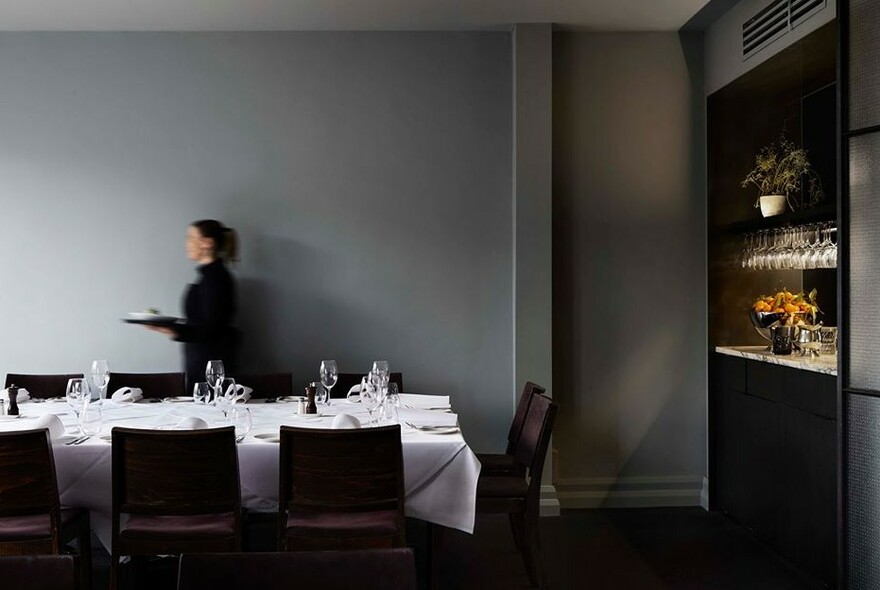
[
  {"left": 52, "top": 434, "right": 79, "bottom": 444},
  {"left": 276, "top": 396, "right": 305, "bottom": 403},
  {"left": 99, "top": 434, "right": 114, "bottom": 443},
  {"left": 163, "top": 396, "right": 194, "bottom": 403},
  {"left": 293, "top": 413, "right": 328, "bottom": 419},
  {"left": 408, "top": 425, "right": 460, "bottom": 435},
  {"left": 0, "top": 414, "right": 23, "bottom": 421},
  {"left": 253, "top": 433, "right": 280, "bottom": 443},
  {"left": 126, "top": 312, "right": 177, "bottom": 322}
]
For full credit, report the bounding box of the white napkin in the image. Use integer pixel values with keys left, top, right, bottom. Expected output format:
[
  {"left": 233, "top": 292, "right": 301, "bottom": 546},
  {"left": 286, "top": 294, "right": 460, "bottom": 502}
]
[
  {"left": 347, "top": 384, "right": 362, "bottom": 396},
  {"left": 111, "top": 387, "right": 144, "bottom": 403},
  {"left": 0, "top": 414, "right": 66, "bottom": 440},
  {"left": 1, "top": 388, "right": 30, "bottom": 403},
  {"left": 35, "top": 414, "right": 66, "bottom": 439},
  {"left": 226, "top": 384, "right": 252, "bottom": 404},
  {"left": 331, "top": 414, "right": 362, "bottom": 429},
  {"left": 174, "top": 416, "right": 208, "bottom": 430}
]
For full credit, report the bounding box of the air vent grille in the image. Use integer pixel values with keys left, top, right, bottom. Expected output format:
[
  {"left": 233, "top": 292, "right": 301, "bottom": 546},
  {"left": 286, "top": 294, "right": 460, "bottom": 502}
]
[{"left": 742, "top": 0, "right": 827, "bottom": 60}]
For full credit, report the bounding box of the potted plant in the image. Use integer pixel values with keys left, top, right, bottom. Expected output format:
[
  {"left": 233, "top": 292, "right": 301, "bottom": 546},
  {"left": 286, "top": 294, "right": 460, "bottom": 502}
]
[{"left": 742, "top": 133, "right": 824, "bottom": 217}]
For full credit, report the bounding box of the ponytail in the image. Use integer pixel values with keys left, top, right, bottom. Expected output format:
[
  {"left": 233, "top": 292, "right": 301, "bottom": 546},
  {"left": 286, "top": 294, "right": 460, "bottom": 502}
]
[{"left": 191, "top": 219, "right": 240, "bottom": 265}]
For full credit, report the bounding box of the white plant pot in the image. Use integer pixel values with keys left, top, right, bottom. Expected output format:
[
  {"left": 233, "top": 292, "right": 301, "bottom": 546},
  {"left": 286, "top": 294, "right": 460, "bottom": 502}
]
[{"left": 759, "top": 195, "right": 787, "bottom": 217}]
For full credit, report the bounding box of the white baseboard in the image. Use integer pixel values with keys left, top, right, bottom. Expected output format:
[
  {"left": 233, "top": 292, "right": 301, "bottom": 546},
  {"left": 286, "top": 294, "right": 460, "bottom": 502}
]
[
  {"left": 540, "top": 484, "right": 561, "bottom": 516},
  {"left": 700, "top": 476, "right": 710, "bottom": 510},
  {"left": 556, "top": 475, "right": 706, "bottom": 509}
]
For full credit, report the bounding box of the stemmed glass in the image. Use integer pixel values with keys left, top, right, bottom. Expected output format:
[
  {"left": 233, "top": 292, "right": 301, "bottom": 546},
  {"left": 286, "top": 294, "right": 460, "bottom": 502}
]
[
  {"left": 206, "top": 360, "right": 225, "bottom": 404},
  {"left": 91, "top": 360, "right": 110, "bottom": 405},
  {"left": 319, "top": 360, "right": 338, "bottom": 405},
  {"left": 193, "top": 382, "right": 211, "bottom": 404},
  {"left": 360, "top": 379, "right": 381, "bottom": 427},
  {"left": 66, "top": 378, "right": 90, "bottom": 434},
  {"left": 372, "top": 360, "right": 389, "bottom": 381},
  {"left": 215, "top": 378, "right": 237, "bottom": 421}
]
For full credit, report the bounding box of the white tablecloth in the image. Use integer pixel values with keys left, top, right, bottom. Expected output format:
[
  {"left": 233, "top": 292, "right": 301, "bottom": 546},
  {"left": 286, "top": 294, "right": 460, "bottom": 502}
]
[{"left": 0, "top": 394, "right": 481, "bottom": 550}]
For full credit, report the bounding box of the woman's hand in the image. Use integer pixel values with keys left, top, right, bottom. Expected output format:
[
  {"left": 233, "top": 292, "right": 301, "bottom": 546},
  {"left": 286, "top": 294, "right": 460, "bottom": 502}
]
[{"left": 144, "top": 325, "right": 176, "bottom": 338}]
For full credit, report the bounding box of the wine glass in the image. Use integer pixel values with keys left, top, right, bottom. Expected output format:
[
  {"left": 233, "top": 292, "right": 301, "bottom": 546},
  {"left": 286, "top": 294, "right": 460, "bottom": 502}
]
[
  {"left": 230, "top": 407, "right": 252, "bottom": 443},
  {"left": 66, "top": 378, "right": 90, "bottom": 434},
  {"left": 372, "top": 360, "right": 389, "bottom": 380},
  {"left": 319, "top": 360, "right": 338, "bottom": 405},
  {"left": 193, "top": 382, "right": 211, "bottom": 404},
  {"left": 206, "top": 360, "right": 225, "bottom": 403},
  {"left": 383, "top": 382, "right": 401, "bottom": 424},
  {"left": 79, "top": 399, "right": 103, "bottom": 438},
  {"left": 215, "top": 378, "right": 236, "bottom": 420},
  {"left": 360, "top": 379, "right": 381, "bottom": 427},
  {"left": 91, "top": 360, "right": 110, "bottom": 404}
]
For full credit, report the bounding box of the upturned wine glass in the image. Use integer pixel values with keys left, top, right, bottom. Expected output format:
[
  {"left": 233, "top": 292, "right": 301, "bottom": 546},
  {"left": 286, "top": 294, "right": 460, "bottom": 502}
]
[
  {"left": 319, "top": 360, "right": 338, "bottom": 405},
  {"left": 91, "top": 360, "right": 110, "bottom": 404}
]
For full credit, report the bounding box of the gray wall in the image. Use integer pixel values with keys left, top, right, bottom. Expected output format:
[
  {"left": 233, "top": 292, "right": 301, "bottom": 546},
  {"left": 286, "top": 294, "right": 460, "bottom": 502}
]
[
  {"left": 552, "top": 32, "right": 707, "bottom": 506},
  {"left": 705, "top": 0, "right": 836, "bottom": 95},
  {"left": 0, "top": 32, "right": 513, "bottom": 451}
]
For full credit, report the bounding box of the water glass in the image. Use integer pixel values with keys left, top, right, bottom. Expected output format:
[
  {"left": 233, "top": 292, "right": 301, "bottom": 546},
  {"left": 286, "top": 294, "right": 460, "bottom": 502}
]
[
  {"left": 206, "top": 360, "right": 225, "bottom": 400},
  {"left": 231, "top": 407, "right": 252, "bottom": 442},
  {"left": 360, "top": 379, "right": 381, "bottom": 426},
  {"left": 819, "top": 327, "right": 838, "bottom": 355},
  {"left": 79, "top": 399, "right": 103, "bottom": 437},
  {"left": 66, "top": 378, "right": 90, "bottom": 432},
  {"left": 215, "top": 378, "right": 237, "bottom": 419},
  {"left": 383, "top": 382, "right": 401, "bottom": 424},
  {"left": 193, "top": 382, "right": 212, "bottom": 404}
]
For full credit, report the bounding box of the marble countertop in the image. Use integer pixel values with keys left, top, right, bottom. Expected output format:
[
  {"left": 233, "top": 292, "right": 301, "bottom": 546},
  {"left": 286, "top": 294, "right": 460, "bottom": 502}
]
[{"left": 715, "top": 346, "right": 838, "bottom": 376}]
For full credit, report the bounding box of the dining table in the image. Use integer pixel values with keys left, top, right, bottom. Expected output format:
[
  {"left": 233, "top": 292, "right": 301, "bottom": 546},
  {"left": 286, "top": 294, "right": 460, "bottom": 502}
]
[{"left": 0, "top": 392, "right": 481, "bottom": 551}]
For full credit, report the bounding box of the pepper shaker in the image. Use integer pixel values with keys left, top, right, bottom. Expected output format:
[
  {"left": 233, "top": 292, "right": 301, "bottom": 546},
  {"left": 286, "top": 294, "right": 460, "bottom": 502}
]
[
  {"left": 305, "top": 383, "right": 318, "bottom": 415},
  {"left": 7, "top": 384, "right": 20, "bottom": 416}
]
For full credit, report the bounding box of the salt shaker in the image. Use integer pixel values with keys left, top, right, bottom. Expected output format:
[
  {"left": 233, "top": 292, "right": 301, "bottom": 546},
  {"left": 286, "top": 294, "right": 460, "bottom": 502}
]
[
  {"left": 7, "top": 384, "right": 20, "bottom": 416},
  {"left": 305, "top": 383, "right": 318, "bottom": 415},
  {"left": 0, "top": 399, "right": 5, "bottom": 416}
]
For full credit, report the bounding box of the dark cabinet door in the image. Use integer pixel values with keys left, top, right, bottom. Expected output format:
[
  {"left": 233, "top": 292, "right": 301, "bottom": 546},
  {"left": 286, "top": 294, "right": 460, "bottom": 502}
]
[{"left": 778, "top": 408, "right": 837, "bottom": 586}]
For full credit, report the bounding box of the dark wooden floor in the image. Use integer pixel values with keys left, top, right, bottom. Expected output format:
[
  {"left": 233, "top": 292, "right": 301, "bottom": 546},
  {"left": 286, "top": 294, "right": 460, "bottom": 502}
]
[{"left": 89, "top": 508, "right": 825, "bottom": 589}]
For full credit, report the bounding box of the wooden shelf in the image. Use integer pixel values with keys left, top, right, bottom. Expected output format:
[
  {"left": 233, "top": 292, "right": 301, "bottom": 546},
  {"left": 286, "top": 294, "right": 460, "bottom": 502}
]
[{"left": 721, "top": 203, "right": 836, "bottom": 234}]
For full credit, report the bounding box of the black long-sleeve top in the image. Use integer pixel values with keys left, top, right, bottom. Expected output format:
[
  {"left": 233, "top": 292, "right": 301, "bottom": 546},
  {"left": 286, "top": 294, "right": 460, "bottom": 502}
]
[{"left": 174, "top": 260, "right": 238, "bottom": 389}]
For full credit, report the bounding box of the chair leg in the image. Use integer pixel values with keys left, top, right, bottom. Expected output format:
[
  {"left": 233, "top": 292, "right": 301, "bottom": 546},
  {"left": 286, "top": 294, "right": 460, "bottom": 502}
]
[
  {"left": 509, "top": 513, "right": 525, "bottom": 554},
  {"left": 518, "top": 512, "right": 547, "bottom": 590},
  {"left": 110, "top": 551, "right": 119, "bottom": 590},
  {"left": 78, "top": 523, "right": 92, "bottom": 590},
  {"left": 426, "top": 522, "right": 445, "bottom": 590}
]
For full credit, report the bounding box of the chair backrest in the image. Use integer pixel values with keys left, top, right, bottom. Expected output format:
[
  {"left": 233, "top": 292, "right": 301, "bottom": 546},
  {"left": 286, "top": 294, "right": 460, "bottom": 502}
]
[
  {"left": 234, "top": 373, "right": 293, "bottom": 399},
  {"left": 513, "top": 393, "right": 558, "bottom": 500},
  {"left": 106, "top": 372, "right": 185, "bottom": 399},
  {"left": 0, "top": 429, "right": 62, "bottom": 548},
  {"left": 0, "top": 555, "right": 78, "bottom": 590},
  {"left": 4, "top": 374, "right": 83, "bottom": 400},
  {"left": 111, "top": 426, "right": 241, "bottom": 517},
  {"left": 278, "top": 425, "right": 404, "bottom": 515},
  {"left": 178, "top": 549, "right": 417, "bottom": 590},
  {"left": 506, "top": 382, "right": 545, "bottom": 454},
  {"left": 331, "top": 373, "right": 403, "bottom": 399}
]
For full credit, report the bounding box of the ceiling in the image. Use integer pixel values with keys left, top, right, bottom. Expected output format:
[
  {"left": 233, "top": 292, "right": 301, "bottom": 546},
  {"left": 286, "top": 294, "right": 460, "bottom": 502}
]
[{"left": 0, "top": 0, "right": 711, "bottom": 32}]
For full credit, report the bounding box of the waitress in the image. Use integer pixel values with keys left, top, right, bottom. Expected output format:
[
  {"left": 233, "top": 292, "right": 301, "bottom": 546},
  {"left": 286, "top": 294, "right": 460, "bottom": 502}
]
[{"left": 150, "top": 219, "right": 240, "bottom": 392}]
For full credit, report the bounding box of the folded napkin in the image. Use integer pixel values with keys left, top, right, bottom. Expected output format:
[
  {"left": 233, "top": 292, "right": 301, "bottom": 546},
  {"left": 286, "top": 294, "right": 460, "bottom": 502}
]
[
  {"left": 331, "top": 414, "right": 362, "bottom": 429},
  {"left": 1, "top": 388, "right": 30, "bottom": 403},
  {"left": 0, "top": 414, "right": 65, "bottom": 440},
  {"left": 347, "top": 384, "right": 362, "bottom": 396},
  {"left": 225, "top": 384, "right": 252, "bottom": 404},
  {"left": 111, "top": 387, "right": 143, "bottom": 403},
  {"left": 174, "top": 416, "right": 208, "bottom": 430}
]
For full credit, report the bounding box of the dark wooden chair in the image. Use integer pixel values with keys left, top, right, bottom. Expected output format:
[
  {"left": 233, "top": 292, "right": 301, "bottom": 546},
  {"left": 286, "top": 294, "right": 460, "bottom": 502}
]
[
  {"left": 331, "top": 372, "right": 403, "bottom": 399},
  {"left": 234, "top": 373, "right": 293, "bottom": 399},
  {"left": 110, "top": 426, "right": 242, "bottom": 590},
  {"left": 0, "top": 555, "right": 79, "bottom": 590},
  {"left": 178, "top": 548, "right": 417, "bottom": 590},
  {"left": 473, "top": 393, "right": 558, "bottom": 589},
  {"left": 4, "top": 374, "right": 84, "bottom": 399},
  {"left": 278, "top": 425, "right": 406, "bottom": 551},
  {"left": 106, "top": 372, "right": 185, "bottom": 400},
  {"left": 0, "top": 429, "right": 91, "bottom": 590},
  {"left": 476, "top": 381, "right": 545, "bottom": 476}
]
